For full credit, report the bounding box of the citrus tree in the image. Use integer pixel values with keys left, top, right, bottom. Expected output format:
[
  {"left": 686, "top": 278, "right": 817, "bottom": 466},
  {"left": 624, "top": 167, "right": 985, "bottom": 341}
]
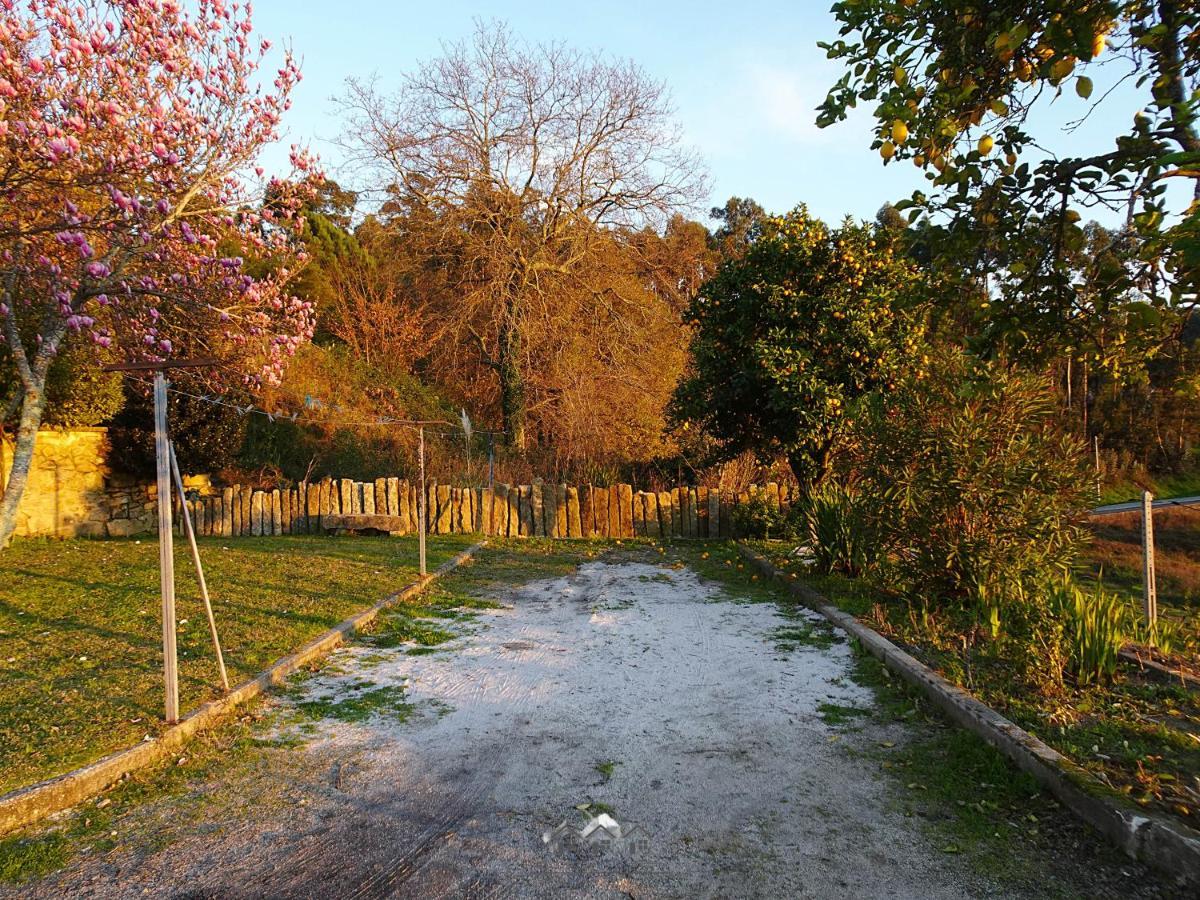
[
  {"left": 818, "top": 1, "right": 1199, "bottom": 316},
  {"left": 671, "top": 206, "right": 927, "bottom": 492},
  {"left": 0, "top": 0, "right": 319, "bottom": 547}
]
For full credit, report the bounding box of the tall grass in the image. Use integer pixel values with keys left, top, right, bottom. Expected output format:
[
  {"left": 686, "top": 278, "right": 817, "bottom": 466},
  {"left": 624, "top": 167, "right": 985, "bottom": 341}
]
[
  {"left": 1047, "top": 580, "right": 1128, "bottom": 686},
  {"left": 800, "top": 481, "right": 882, "bottom": 578}
]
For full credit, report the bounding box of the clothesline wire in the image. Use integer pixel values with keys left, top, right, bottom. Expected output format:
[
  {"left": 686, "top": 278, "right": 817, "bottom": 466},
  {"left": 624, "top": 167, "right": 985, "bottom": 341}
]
[{"left": 119, "top": 372, "right": 504, "bottom": 436}]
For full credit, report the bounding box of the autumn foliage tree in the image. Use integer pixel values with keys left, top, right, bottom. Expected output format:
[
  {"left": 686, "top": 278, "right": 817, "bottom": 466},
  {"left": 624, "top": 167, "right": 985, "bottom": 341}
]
[
  {"left": 0, "top": 0, "right": 318, "bottom": 547},
  {"left": 672, "top": 207, "right": 927, "bottom": 492},
  {"left": 337, "top": 21, "right": 705, "bottom": 451}
]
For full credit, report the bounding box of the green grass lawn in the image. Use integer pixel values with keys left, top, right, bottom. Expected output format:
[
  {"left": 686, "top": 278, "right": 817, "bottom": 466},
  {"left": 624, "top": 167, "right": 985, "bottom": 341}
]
[
  {"left": 0, "top": 533, "right": 475, "bottom": 795},
  {"left": 1098, "top": 469, "right": 1200, "bottom": 506}
]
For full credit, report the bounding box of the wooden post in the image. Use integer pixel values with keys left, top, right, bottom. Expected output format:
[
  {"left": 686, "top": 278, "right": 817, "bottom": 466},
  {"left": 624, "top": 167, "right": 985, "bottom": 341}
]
[
  {"left": 1094, "top": 435, "right": 1102, "bottom": 502},
  {"left": 418, "top": 427, "right": 427, "bottom": 577},
  {"left": 169, "top": 442, "right": 229, "bottom": 692},
  {"left": 1142, "top": 490, "right": 1158, "bottom": 629},
  {"left": 153, "top": 373, "right": 179, "bottom": 724}
]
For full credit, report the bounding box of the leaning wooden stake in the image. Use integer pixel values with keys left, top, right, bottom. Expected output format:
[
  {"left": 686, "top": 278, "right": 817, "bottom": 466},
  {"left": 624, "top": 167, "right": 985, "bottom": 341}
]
[
  {"left": 169, "top": 441, "right": 229, "bottom": 692},
  {"left": 153, "top": 372, "right": 180, "bottom": 724},
  {"left": 1142, "top": 490, "right": 1158, "bottom": 630}
]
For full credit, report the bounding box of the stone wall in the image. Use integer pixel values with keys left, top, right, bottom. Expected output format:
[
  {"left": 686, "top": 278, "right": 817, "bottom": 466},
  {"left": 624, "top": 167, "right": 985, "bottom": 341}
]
[
  {"left": 115, "top": 477, "right": 801, "bottom": 540},
  {"left": 3, "top": 429, "right": 798, "bottom": 539},
  {"left": 0, "top": 428, "right": 110, "bottom": 538}
]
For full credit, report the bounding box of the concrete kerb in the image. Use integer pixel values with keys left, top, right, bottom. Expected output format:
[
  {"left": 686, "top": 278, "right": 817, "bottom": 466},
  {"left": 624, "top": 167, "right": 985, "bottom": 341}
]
[
  {"left": 737, "top": 543, "right": 1200, "bottom": 891},
  {"left": 0, "top": 541, "right": 487, "bottom": 836}
]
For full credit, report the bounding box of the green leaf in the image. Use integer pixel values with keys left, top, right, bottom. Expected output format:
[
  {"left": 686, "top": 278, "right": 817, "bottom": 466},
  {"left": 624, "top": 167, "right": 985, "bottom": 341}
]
[{"left": 1075, "top": 76, "right": 1093, "bottom": 99}]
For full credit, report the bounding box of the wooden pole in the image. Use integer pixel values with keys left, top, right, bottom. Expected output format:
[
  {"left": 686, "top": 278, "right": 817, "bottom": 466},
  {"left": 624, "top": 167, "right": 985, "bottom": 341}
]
[
  {"left": 1142, "top": 490, "right": 1158, "bottom": 629},
  {"left": 418, "top": 426, "right": 427, "bottom": 577},
  {"left": 169, "top": 441, "right": 229, "bottom": 692},
  {"left": 1093, "top": 435, "right": 1101, "bottom": 502},
  {"left": 153, "top": 372, "right": 179, "bottom": 724}
]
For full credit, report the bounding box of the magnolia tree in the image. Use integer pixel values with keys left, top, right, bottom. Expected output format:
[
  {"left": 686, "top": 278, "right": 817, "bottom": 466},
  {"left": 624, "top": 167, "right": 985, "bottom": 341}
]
[{"left": 0, "top": 0, "right": 319, "bottom": 547}]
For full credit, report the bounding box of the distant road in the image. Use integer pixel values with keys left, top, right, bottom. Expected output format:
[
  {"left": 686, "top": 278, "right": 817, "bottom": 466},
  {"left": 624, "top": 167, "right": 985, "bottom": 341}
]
[{"left": 1090, "top": 495, "right": 1200, "bottom": 516}]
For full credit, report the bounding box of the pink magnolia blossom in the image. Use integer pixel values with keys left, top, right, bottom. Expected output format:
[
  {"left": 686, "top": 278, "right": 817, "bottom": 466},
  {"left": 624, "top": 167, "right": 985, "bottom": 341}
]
[
  {"left": 0, "top": 0, "right": 322, "bottom": 545},
  {"left": 0, "top": 0, "right": 321, "bottom": 389}
]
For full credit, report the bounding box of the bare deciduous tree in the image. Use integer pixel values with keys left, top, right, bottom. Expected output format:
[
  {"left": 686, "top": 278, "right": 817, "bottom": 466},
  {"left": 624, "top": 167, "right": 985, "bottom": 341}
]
[{"left": 337, "top": 21, "right": 706, "bottom": 449}]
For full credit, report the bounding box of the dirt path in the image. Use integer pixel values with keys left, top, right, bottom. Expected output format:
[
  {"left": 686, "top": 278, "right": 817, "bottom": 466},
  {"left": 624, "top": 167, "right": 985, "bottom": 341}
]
[{"left": 7, "top": 558, "right": 1102, "bottom": 898}]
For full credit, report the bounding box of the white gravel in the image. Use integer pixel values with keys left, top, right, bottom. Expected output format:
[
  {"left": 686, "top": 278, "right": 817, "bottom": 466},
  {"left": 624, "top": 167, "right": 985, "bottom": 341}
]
[{"left": 18, "top": 559, "right": 1008, "bottom": 899}]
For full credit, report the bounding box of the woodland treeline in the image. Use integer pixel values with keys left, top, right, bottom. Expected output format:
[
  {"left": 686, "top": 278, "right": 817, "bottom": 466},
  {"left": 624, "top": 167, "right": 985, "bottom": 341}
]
[{"left": 3, "top": 17, "right": 1198, "bottom": 496}]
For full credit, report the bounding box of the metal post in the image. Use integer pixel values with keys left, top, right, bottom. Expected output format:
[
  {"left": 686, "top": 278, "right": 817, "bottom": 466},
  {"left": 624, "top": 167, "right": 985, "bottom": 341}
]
[
  {"left": 153, "top": 372, "right": 179, "bottom": 723},
  {"left": 1142, "top": 490, "right": 1158, "bottom": 629},
  {"left": 169, "top": 441, "right": 229, "bottom": 692},
  {"left": 418, "top": 426, "right": 427, "bottom": 577}
]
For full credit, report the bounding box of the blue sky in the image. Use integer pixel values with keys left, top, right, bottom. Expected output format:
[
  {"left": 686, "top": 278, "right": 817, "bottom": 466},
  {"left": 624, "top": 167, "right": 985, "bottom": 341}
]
[{"left": 250, "top": 0, "right": 1155, "bottom": 228}]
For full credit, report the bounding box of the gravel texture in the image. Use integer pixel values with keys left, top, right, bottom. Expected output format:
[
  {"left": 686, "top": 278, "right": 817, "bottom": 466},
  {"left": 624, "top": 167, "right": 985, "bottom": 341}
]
[{"left": 12, "top": 561, "right": 1080, "bottom": 898}]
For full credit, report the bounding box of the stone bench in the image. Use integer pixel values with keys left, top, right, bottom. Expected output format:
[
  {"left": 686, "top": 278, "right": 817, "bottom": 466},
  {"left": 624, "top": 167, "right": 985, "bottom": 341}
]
[{"left": 321, "top": 514, "right": 410, "bottom": 536}]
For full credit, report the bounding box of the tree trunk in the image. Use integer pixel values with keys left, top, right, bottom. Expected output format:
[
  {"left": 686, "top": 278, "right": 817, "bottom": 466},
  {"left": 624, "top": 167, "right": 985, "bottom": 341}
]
[
  {"left": 0, "top": 383, "right": 47, "bottom": 549},
  {"left": 497, "top": 314, "right": 526, "bottom": 452},
  {"left": 786, "top": 440, "right": 833, "bottom": 503}
]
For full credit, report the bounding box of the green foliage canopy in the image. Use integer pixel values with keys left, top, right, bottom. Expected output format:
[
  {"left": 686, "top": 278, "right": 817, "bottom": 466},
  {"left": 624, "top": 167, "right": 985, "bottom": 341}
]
[
  {"left": 671, "top": 206, "right": 927, "bottom": 490},
  {"left": 819, "top": 1, "right": 1199, "bottom": 314}
]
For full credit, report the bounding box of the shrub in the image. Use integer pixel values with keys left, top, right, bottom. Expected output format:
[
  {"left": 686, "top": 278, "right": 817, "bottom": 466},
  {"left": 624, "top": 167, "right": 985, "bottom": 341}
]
[
  {"left": 42, "top": 344, "right": 125, "bottom": 427},
  {"left": 792, "top": 480, "right": 886, "bottom": 577},
  {"left": 731, "top": 491, "right": 794, "bottom": 540},
  {"left": 2, "top": 340, "right": 123, "bottom": 428},
  {"left": 108, "top": 381, "right": 249, "bottom": 478},
  {"left": 841, "top": 350, "right": 1090, "bottom": 623}
]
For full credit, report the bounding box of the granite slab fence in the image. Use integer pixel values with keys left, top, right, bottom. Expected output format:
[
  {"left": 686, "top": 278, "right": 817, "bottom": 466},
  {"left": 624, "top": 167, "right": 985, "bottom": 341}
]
[{"left": 145, "top": 478, "right": 801, "bottom": 540}]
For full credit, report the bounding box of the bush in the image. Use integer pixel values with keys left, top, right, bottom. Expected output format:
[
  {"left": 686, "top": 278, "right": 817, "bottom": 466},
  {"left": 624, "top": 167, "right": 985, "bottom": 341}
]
[
  {"left": 42, "top": 343, "right": 124, "bottom": 427},
  {"left": 792, "top": 480, "right": 886, "bottom": 578},
  {"left": 235, "top": 344, "right": 453, "bottom": 482},
  {"left": 107, "top": 381, "right": 249, "bottom": 478},
  {"left": 2, "top": 339, "right": 123, "bottom": 428},
  {"left": 838, "top": 350, "right": 1090, "bottom": 624},
  {"left": 731, "top": 491, "right": 794, "bottom": 540}
]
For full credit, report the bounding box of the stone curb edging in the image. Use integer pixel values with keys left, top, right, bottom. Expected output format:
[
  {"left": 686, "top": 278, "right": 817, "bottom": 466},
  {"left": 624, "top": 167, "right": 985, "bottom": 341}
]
[
  {"left": 737, "top": 544, "right": 1200, "bottom": 891},
  {"left": 1118, "top": 648, "right": 1200, "bottom": 691},
  {"left": 0, "top": 541, "right": 487, "bottom": 836}
]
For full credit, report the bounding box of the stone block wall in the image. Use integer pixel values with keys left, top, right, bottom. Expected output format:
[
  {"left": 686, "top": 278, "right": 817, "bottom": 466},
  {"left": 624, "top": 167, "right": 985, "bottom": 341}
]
[
  {"left": 0, "top": 428, "right": 110, "bottom": 538},
  {"left": 134, "top": 478, "right": 800, "bottom": 540},
  {"left": 3, "top": 427, "right": 799, "bottom": 539}
]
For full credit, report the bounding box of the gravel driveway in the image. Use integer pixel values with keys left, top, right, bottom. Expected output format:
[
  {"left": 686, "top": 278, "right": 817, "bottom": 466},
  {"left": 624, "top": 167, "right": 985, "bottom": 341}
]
[{"left": 10, "top": 557, "right": 1088, "bottom": 898}]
